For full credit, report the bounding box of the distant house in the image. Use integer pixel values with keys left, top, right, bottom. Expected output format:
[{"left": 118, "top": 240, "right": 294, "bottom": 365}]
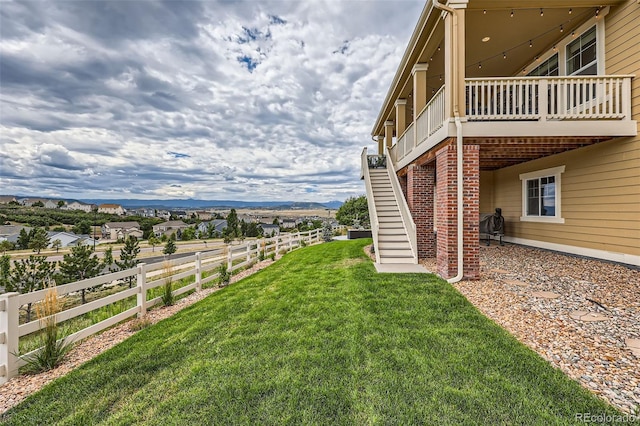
[
  {"left": 63, "top": 201, "right": 95, "bottom": 213},
  {"left": 153, "top": 220, "right": 189, "bottom": 238},
  {"left": 0, "top": 196, "right": 17, "bottom": 205},
  {"left": 197, "top": 219, "right": 227, "bottom": 237},
  {"left": 0, "top": 225, "right": 32, "bottom": 244},
  {"left": 169, "top": 210, "right": 188, "bottom": 219},
  {"left": 280, "top": 218, "right": 299, "bottom": 229},
  {"left": 98, "top": 204, "right": 126, "bottom": 215},
  {"left": 19, "top": 197, "right": 48, "bottom": 207},
  {"left": 102, "top": 222, "right": 143, "bottom": 240},
  {"left": 259, "top": 224, "right": 280, "bottom": 237},
  {"left": 43, "top": 200, "right": 58, "bottom": 209},
  {"left": 130, "top": 208, "right": 155, "bottom": 217},
  {"left": 195, "top": 211, "right": 213, "bottom": 221},
  {"left": 46, "top": 231, "right": 100, "bottom": 248}
]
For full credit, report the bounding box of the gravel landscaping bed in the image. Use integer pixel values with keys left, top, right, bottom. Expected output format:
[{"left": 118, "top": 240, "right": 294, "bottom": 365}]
[
  {"left": 0, "top": 257, "right": 279, "bottom": 414},
  {"left": 439, "top": 244, "right": 639, "bottom": 414}
]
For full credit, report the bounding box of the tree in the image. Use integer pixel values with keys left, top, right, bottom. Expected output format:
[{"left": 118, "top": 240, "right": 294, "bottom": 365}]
[
  {"left": 0, "top": 240, "right": 15, "bottom": 253},
  {"left": 181, "top": 226, "right": 197, "bottom": 241},
  {"left": 272, "top": 217, "right": 280, "bottom": 225},
  {"left": 57, "top": 245, "right": 102, "bottom": 304},
  {"left": 226, "top": 209, "right": 239, "bottom": 238},
  {"left": 7, "top": 255, "right": 56, "bottom": 322},
  {"left": 17, "top": 228, "right": 30, "bottom": 250},
  {"left": 148, "top": 235, "right": 160, "bottom": 252},
  {"left": 57, "top": 200, "right": 65, "bottom": 208},
  {"left": 72, "top": 220, "right": 91, "bottom": 235},
  {"left": 335, "top": 195, "right": 369, "bottom": 228},
  {"left": 51, "top": 239, "right": 62, "bottom": 253},
  {"left": 32, "top": 201, "right": 44, "bottom": 208},
  {"left": 245, "top": 222, "right": 262, "bottom": 238},
  {"left": 103, "top": 247, "right": 114, "bottom": 268},
  {"left": 322, "top": 221, "right": 334, "bottom": 242},
  {"left": 29, "top": 227, "right": 51, "bottom": 254},
  {"left": 0, "top": 254, "right": 10, "bottom": 290},
  {"left": 163, "top": 239, "right": 176, "bottom": 257},
  {"left": 115, "top": 236, "right": 140, "bottom": 288}
]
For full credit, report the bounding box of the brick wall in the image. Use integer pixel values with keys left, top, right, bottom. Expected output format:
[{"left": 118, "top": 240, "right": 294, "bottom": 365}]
[
  {"left": 435, "top": 143, "right": 480, "bottom": 279},
  {"left": 406, "top": 164, "right": 435, "bottom": 258}
]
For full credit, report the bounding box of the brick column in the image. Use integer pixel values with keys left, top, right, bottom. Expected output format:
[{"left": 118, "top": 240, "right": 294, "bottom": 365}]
[
  {"left": 406, "top": 164, "right": 436, "bottom": 259},
  {"left": 436, "top": 143, "right": 479, "bottom": 279},
  {"left": 399, "top": 174, "right": 408, "bottom": 200}
]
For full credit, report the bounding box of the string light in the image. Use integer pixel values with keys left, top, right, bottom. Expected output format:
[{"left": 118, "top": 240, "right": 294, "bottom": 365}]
[
  {"left": 569, "top": 8, "right": 572, "bottom": 14},
  {"left": 510, "top": 10, "right": 514, "bottom": 18},
  {"left": 464, "top": 8, "right": 593, "bottom": 71},
  {"left": 540, "top": 8, "right": 544, "bottom": 17},
  {"left": 595, "top": 8, "right": 599, "bottom": 18},
  {"left": 483, "top": 9, "right": 486, "bottom": 14},
  {"left": 437, "top": 45, "right": 441, "bottom": 51}
]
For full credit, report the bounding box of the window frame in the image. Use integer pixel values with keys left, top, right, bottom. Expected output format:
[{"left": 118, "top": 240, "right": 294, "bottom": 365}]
[{"left": 519, "top": 166, "right": 566, "bottom": 223}]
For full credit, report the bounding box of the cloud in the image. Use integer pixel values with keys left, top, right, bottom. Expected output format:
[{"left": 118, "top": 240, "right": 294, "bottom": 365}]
[{"left": 0, "top": 0, "right": 424, "bottom": 202}]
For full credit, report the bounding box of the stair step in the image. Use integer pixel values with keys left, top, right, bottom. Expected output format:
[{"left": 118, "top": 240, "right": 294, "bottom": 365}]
[
  {"left": 377, "top": 211, "right": 401, "bottom": 217},
  {"left": 379, "top": 249, "right": 414, "bottom": 258},
  {"left": 378, "top": 242, "right": 411, "bottom": 250},
  {"left": 378, "top": 217, "right": 402, "bottom": 223},
  {"left": 379, "top": 257, "right": 416, "bottom": 264}
]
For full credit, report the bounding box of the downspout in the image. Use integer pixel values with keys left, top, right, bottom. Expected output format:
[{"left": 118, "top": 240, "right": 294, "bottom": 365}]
[{"left": 432, "top": 0, "right": 464, "bottom": 284}]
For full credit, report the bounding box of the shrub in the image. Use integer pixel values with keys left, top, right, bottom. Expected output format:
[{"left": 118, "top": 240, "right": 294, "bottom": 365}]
[
  {"left": 258, "top": 250, "right": 265, "bottom": 261},
  {"left": 20, "top": 284, "right": 73, "bottom": 373},
  {"left": 268, "top": 252, "right": 276, "bottom": 261},
  {"left": 300, "top": 239, "right": 307, "bottom": 248},
  {"left": 161, "top": 261, "right": 175, "bottom": 306},
  {"left": 129, "top": 317, "right": 152, "bottom": 332},
  {"left": 218, "top": 263, "right": 231, "bottom": 287}
]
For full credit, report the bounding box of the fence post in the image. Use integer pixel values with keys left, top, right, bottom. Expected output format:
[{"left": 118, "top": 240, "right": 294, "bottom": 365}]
[
  {"left": 275, "top": 237, "right": 280, "bottom": 254},
  {"left": 0, "top": 292, "right": 20, "bottom": 384},
  {"left": 246, "top": 244, "right": 251, "bottom": 263},
  {"left": 137, "top": 264, "right": 147, "bottom": 318},
  {"left": 195, "top": 252, "right": 202, "bottom": 292},
  {"left": 227, "top": 244, "right": 233, "bottom": 270}
]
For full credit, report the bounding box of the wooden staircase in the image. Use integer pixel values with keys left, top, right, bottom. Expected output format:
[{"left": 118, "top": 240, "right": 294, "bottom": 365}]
[{"left": 368, "top": 169, "right": 415, "bottom": 264}]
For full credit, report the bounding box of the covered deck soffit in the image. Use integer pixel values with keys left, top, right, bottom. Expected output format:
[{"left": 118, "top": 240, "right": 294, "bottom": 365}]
[
  {"left": 398, "top": 135, "right": 612, "bottom": 174},
  {"left": 372, "top": 0, "right": 627, "bottom": 137}
]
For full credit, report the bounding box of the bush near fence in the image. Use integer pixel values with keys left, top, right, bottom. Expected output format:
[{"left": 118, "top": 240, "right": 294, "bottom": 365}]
[{"left": 0, "top": 230, "right": 322, "bottom": 384}]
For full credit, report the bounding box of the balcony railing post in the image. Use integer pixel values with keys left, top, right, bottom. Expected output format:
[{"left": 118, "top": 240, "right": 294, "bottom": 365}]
[
  {"left": 539, "top": 79, "right": 548, "bottom": 122},
  {"left": 622, "top": 77, "right": 631, "bottom": 118},
  {"left": 0, "top": 292, "right": 19, "bottom": 384}
]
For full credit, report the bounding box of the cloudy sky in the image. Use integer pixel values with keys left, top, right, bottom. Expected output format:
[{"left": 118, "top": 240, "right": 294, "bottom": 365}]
[{"left": 0, "top": 0, "right": 423, "bottom": 203}]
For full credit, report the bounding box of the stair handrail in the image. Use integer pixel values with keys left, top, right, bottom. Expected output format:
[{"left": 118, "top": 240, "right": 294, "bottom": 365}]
[
  {"left": 384, "top": 146, "right": 418, "bottom": 263},
  {"left": 361, "top": 147, "right": 381, "bottom": 263}
]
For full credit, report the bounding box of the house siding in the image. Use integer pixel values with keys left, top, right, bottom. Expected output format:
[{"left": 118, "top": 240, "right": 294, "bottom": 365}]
[
  {"left": 479, "top": 1, "right": 640, "bottom": 263},
  {"left": 488, "top": 138, "right": 640, "bottom": 258}
]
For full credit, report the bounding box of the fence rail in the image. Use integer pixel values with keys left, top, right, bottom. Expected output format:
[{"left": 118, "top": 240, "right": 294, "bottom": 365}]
[{"left": 0, "top": 230, "right": 322, "bottom": 384}]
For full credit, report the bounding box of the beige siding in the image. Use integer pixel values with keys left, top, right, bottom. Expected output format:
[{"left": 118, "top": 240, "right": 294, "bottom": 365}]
[
  {"left": 479, "top": 171, "right": 495, "bottom": 213},
  {"left": 490, "top": 137, "right": 640, "bottom": 257},
  {"left": 478, "top": 1, "right": 640, "bottom": 260}
]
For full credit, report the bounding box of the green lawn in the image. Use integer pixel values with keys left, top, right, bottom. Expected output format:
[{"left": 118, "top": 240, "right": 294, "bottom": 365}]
[{"left": 1, "top": 240, "right": 619, "bottom": 425}]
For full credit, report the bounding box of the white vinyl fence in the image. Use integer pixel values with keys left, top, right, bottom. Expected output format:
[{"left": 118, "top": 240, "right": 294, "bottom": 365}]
[{"left": 0, "top": 230, "right": 322, "bottom": 384}]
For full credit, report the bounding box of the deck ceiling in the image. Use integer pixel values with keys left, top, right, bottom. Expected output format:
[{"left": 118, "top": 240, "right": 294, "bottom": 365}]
[{"left": 467, "top": 136, "right": 612, "bottom": 170}]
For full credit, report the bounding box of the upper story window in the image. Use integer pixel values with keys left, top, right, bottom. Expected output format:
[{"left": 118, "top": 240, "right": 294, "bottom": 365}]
[
  {"left": 528, "top": 54, "right": 559, "bottom": 77},
  {"left": 566, "top": 26, "right": 597, "bottom": 75},
  {"left": 519, "top": 166, "right": 566, "bottom": 223}
]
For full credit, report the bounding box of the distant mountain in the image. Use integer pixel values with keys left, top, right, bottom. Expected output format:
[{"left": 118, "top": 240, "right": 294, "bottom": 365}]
[{"left": 78, "top": 199, "right": 342, "bottom": 210}]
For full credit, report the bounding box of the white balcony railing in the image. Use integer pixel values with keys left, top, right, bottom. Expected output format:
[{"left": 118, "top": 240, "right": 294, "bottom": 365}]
[
  {"left": 466, "top": 76, "right": 632, "bottom": 121},
  {"left": 390, "top": 76, "right": 632, "bottom": 165},
  {"left": 416, "top": 86, "right": 446, "bottom": 145}
]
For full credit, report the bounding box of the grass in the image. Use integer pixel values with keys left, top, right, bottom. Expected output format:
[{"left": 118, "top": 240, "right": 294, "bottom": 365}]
[{"left": 1, "top": 240, "right": 620, "bottom": 425}]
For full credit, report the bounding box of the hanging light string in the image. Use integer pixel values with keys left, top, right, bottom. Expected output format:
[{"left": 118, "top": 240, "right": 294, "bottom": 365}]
[{"left": 465, "top": 7, "right": 597, "bottom": 70}]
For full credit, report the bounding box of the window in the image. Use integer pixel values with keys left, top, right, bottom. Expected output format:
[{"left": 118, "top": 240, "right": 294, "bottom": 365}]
[
  {"left": 519, "top": 166, "right": 565, "bottom": 223},
  {"left": 566, "top": 26, "right": 597, "bottom": 75},
  {"left": 528, "top": 54, "right": 559, "bottom": 77}
]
